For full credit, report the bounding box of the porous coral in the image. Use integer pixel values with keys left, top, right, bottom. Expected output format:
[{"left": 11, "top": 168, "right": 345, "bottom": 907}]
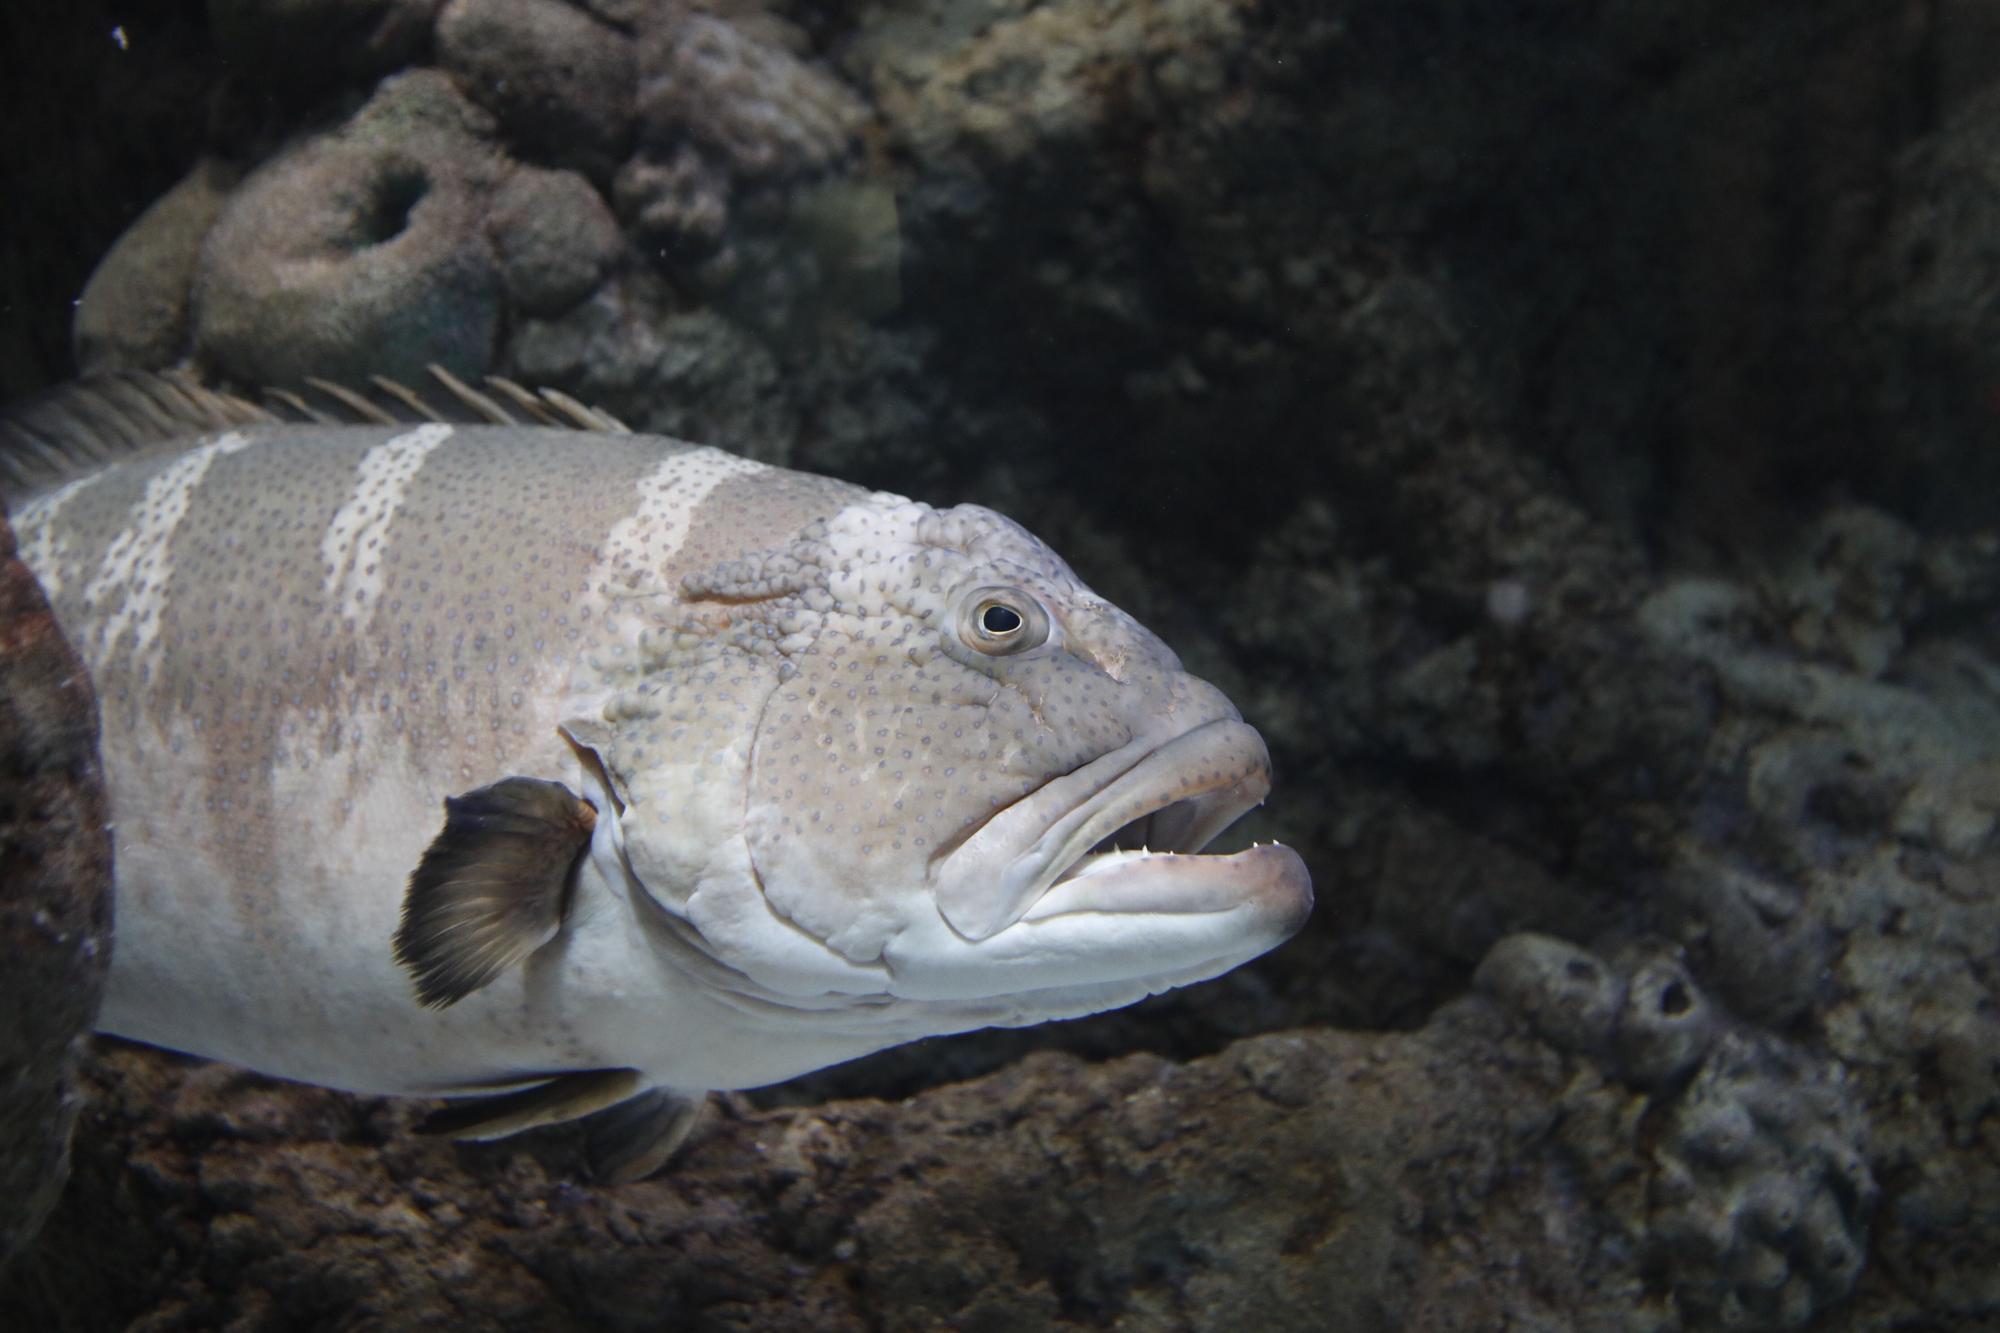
[
  {"left": 615, "top": 4, "right": 862, "bottom": 260},
  {"left": 485, "top": 165, "right": 624, "bottom": 316},
  {"left": 435, "top": 0, "right": 635, "bottom": 181},
  {"left": 191, "top": 70, "right": 508, "bottom": 385},
  {"left": 72, "top": 158, "right": 240, "bottom": 374},
  {"left": 1479, "top": 936, "right": 1875, "bottom": 1331},
  {"left": 612, "top": 3, "right": 879, "bottom": 338},
  {"left": 635, "top": 6, "right": 861, "bottom": 183},
  {"left": 1650, "top": 1031, "right": 1875, "bottom": 1329}
]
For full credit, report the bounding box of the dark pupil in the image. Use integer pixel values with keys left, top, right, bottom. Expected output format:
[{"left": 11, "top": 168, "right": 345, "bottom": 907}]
[{"left": 981, "top": 604, "right": 1024, "bottom": 635}]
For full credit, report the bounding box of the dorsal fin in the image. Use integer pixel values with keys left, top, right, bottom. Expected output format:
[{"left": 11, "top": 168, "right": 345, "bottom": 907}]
[
  {"left": 1, "top": 371, "right": 275, "bottom": 497},
  {"left": 1, "top": 366, "right": 631, "bottom": 501}
]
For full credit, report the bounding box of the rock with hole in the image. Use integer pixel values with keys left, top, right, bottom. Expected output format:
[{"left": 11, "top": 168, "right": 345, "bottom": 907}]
[{"left": 190, "top": 70, "right": 508, "bottom": 386}]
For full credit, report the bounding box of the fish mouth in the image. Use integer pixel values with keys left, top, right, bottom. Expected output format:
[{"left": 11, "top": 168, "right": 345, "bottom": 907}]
[{"left": 933, "top": 718, "right": 1299, "bottom": 942}]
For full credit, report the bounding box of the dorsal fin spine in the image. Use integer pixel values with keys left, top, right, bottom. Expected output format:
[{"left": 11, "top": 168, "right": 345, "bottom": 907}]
[{"left": 1, "top": 366, "right": 627, "bottom": 503}]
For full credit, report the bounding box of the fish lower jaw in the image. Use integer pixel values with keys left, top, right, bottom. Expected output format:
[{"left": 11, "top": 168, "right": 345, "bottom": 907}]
[
  {"left": 1023, "top": 841, "right": 1312, "bottom": 928},
  {"left": 879, "top": 842, "right": 1312, "bottom": 1007}
]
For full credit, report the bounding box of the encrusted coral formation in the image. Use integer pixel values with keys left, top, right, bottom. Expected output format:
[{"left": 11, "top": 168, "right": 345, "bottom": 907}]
[
  {"left": 72, "top": 159, "right": 240, "bottom": 376},
  {"left": 633, "top": 8, "right": 860, "bottom": 183},
  {"left": 1652, "top": 1032, "right": 1875, "bottom": 1329},
  {"left": 434, "top": 0, "right": 634, "bottom": 180},
  {"left": 484, "top": 165, "right": 624, "bottom": 316},
  {"left": 73, "top": 0, "right": 882, "bottom": 398},
  {"left": 1479, "top": 936, "right": 1875, "bottom": 1330},
  {"left": 190, "top": 70, "right": 509, "bottom": 385}
]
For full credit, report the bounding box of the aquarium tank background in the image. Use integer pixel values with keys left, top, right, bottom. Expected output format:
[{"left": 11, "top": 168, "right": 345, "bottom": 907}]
[{"left": 1, "top": 0, "right": 1997, "bottom": 1329}]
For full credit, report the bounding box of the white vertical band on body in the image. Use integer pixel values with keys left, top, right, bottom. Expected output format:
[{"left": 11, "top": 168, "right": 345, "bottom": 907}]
[
  {"left": 84, "top": 430, "right": 255, "bottom": 665},
  {"left": 320, "top": 424, "right": 454, "bottom": 624},
  {"left": 589, "top": 446, "right": 767, "bottom": 596},
  {"left": 13, "top": 470, "right": 111, "bottom": 596}
]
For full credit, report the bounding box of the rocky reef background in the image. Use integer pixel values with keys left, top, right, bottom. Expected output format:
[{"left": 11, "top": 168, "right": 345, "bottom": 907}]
[{"left": 3, "top": 0, "right": 1999, "bottom": 1328}]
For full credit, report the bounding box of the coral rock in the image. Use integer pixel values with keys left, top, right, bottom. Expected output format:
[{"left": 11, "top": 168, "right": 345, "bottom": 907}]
[
  {"left": 633, "top": 10, "right": 863, "bottom": 182},
  {"left": 1650, "top": 1032, "right": 1876, "bottom": 1329},
  {"left": 1474, "top": 932, "right": 1627, "bottom": 1058},
  {"left": 190, "top": 70, "right": 507, "bottom": 386},
  {"left": 72, "top": 158, "right": 240, "bottom": 374},
  {"left": 486, "top": 165, "right": 623, "bottom": 316}
]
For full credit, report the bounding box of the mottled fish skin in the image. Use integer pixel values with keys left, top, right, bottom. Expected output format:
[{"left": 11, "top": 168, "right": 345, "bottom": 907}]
[
  {"left": 7, "top": 408, "right": 1311, "bottom": 1138},
  {"left": 14, "top": 422, "right": 851, "bottom": 1088}
]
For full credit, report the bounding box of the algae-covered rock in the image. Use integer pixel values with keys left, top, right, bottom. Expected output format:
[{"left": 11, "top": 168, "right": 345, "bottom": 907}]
[
  {"left": 435, "top": 0, "right": 634, "bottom": 181},
  {"left": 190, "top": 70, "right": 508, "bottom": 386},
  {"left": 485, "top": 164, "right": 624, "bottom": 317},
  {"left": 3, "top": 1000, "right": 1689, "bottom": 1331},
  {"left": 72, "top": 157, "right": 240, "bottom": 374}
]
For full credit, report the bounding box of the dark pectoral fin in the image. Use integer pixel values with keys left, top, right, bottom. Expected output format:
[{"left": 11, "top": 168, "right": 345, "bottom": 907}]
[
  {"left": 586, "top": 1088, "right": 708, "bottom": 1184},
  {"left": 418, "top": 1068, "right": 645, "bottom": 1141},
  {"left": 393, "top": 777, "right": 597, "bottom": 1009}
]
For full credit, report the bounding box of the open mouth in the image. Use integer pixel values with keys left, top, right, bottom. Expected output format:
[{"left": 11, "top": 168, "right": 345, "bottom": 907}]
[
  {"left": 933, "top": 719, "right": 1290, "bottom": 941},
  {"left": 1056, "top": 790, "right": 1253, "bottom": 885}
]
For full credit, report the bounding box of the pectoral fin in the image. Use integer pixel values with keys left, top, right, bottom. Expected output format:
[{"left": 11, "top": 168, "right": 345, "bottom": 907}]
[
  {"left": 393, "top": 776, "right": 597, "bottom": 1008},
  {"left": 419, "top": 1068, "right": 645, "bottom": 1140}
]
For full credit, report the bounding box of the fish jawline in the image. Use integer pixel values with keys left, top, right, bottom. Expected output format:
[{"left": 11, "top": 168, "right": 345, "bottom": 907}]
[{"left": 931, "top": 718, "right": 1275, "bottom": 942}]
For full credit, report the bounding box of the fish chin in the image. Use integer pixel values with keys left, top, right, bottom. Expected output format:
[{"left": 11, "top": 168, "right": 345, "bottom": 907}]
[{"left": 883, "top": 842, "right": 1312, "bottom": 1005}]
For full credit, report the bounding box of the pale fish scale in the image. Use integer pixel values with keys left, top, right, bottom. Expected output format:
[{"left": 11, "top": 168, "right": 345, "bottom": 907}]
[
  {"left": 319, "top": 423, "right": 455, "bottom": 624},
  {"left": 12, "top": 471, "right": 109, "bottom": 596},
  {"left": 589, "top": 447, "right": 768, "bottom": 598},
  {"left": 82, "top": 430, "right": 253, "bottom": 667}
]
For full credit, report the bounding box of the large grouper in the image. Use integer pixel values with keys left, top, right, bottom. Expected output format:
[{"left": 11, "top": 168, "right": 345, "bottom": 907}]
[{"left": 1, "top": 369, "right": 1312, "bottom": 1179}]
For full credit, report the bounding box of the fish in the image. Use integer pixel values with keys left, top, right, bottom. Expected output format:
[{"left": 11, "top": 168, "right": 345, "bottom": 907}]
[{"left": 0, "top": 369, "right": 1312, "bottom": 1180}]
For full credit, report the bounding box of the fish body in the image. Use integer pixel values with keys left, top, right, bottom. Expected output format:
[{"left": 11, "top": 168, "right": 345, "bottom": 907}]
[{"left": 4, "top": 375, "right": 1310, "bottom": 1172}]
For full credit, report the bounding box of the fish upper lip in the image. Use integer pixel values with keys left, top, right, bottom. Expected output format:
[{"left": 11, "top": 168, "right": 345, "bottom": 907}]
[{"left": 932, "top": 718, "right": 1274, "bottom": 941}]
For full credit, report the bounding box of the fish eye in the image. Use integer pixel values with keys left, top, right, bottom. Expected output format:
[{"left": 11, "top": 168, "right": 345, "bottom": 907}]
[
  {"left": 957, "top": 587, "right": 1051, "bottom": 656},
  {"left": 980, "top": 604, "right": 1022, "bottom": 635}
]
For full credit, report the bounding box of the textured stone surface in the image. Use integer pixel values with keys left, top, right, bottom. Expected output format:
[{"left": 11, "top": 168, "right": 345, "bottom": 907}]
[
  {"left": 0, "top": 512, "right": 112, "bottom": 1270},
  {"left": 73, "top": 158, "right": 240, "bottom": 374},
  {"left": 190, "top": 70, "right": 508, "bottom": 386},
  {"left": 6, "top": 0, "right": 2000, "bottom": 1328},
  {"left": 436, "top": 0, "right": 634, "bottom": 181},
  {"left": 486, "top": 164, "right": 625, "bottom": 316},
  {"left": 1479, "top": 937, "right": 1876, "bottom": 1327},
  {"left": 3, "top": 1004, "right": 1644, "bottom": 1331}
]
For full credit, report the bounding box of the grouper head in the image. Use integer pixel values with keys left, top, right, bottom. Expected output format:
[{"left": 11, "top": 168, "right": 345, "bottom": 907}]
[{"left": 582, "top": 494, "right": 1312, "bottom": 1065}]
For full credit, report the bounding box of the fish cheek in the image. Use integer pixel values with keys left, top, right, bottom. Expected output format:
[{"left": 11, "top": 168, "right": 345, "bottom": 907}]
[{"left": 738, "top": 644, "right": 1029, "bottom": 960}]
